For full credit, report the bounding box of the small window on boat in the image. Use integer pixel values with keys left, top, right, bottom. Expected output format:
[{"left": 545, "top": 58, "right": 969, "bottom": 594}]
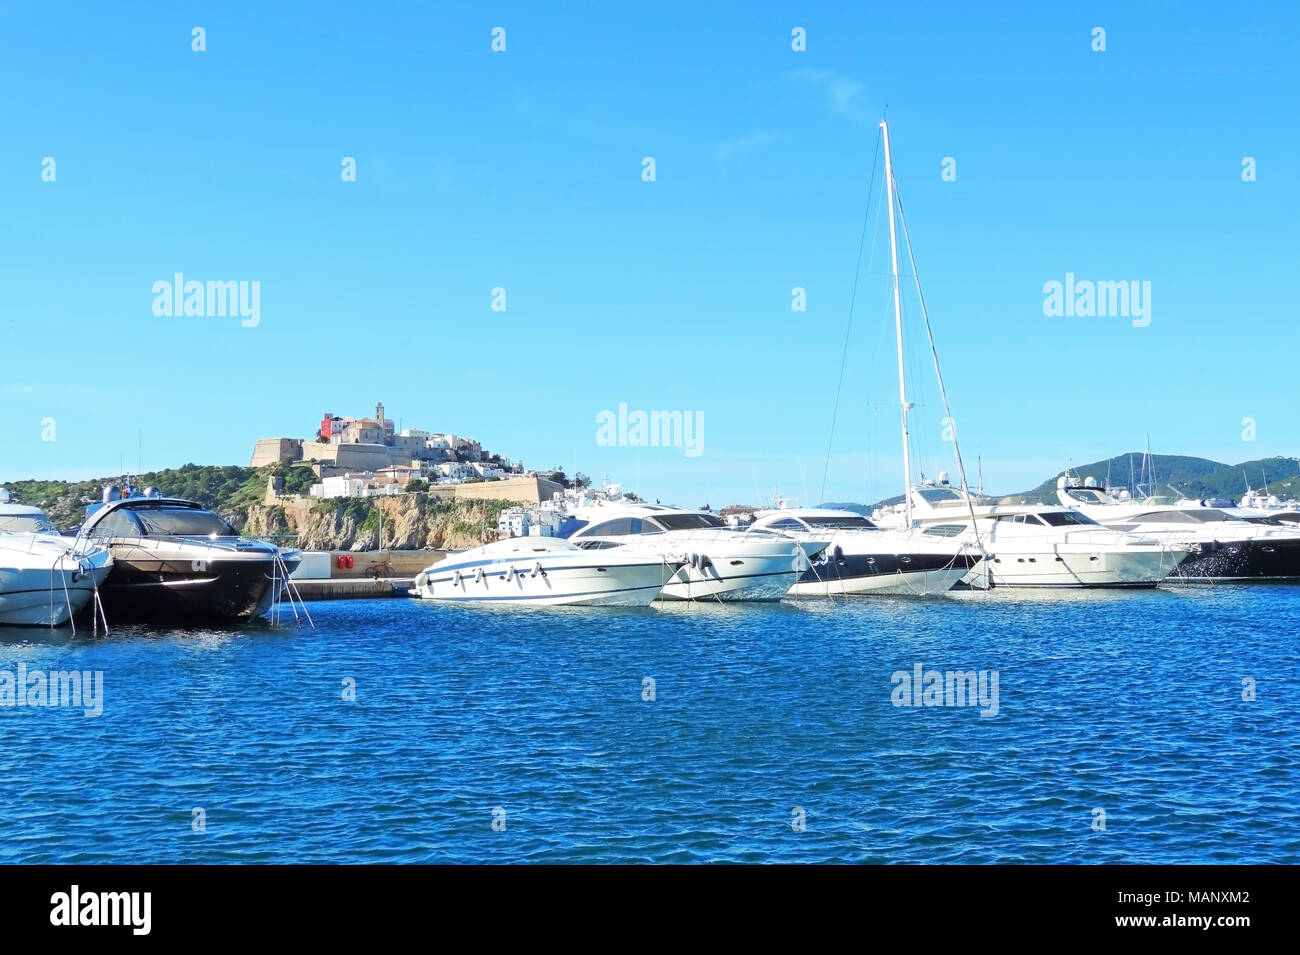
[{"left": 1037, "top": 510, "right": 1099, "bottom": 527}]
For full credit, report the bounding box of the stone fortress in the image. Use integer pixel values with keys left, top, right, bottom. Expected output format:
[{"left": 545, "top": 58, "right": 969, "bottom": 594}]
[{"left": 252, "top": 403, "right": 560, "bottom": 504}]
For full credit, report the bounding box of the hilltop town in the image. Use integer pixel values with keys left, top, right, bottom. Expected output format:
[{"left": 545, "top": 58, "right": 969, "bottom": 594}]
[{"left": 251, "top": 402, "right": 562, "bottom": 505}]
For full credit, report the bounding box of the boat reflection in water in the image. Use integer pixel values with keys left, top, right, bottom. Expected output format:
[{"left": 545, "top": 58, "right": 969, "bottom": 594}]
[{"left": 78, "top": 487, "right": 300, "bottom": 623}]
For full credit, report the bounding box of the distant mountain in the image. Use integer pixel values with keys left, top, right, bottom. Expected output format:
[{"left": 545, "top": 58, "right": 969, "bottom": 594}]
[
  {"left": 1017, "top": 453, "right": 1300, "bottom": 504},
  {"left": 818, "top": 453, "right": 1300, "bottom": 513}
]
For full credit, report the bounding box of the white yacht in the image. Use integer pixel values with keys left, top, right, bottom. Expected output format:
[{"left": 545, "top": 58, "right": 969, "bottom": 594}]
[
  {"left": 0, "top": 489, "right": 114, "bottom": 626},
  {"left": 1056, "top": 473, "right": 1300, "bottom": 581},
  {"left": 746, "top": 508, "right": 979, "bottom": 596},
  {"left": 411, "top": 536, "right": 681, "bottom": 606},
  {"left": 840, "top": 124, "right": 1189, "bottom": 589},
  {"left": 875, "top": 482, "right": 1190, "bottom": 588},
  {"left": 559, "top": 503, "right": 823, "bottom": 601}
]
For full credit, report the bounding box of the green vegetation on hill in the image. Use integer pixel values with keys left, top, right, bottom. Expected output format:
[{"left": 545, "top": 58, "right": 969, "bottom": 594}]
[
  {"left": 3, "top": 461, "right": 520, "bottom": 549},
  {"left": 4, "top": 460, "right": 322, "bottom": 532},
  {"left": 1017, "top": 454, "right": 1300, "bottom": 503}
]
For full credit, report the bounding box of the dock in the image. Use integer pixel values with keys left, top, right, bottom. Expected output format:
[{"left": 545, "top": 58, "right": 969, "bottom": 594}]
[{"left": 289, "top": 576, "right": 413, "bottom": 600}]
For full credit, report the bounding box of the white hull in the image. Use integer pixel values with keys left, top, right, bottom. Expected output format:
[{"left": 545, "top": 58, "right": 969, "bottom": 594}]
[
  {"left": 0, "top": 537, "right": 114, "bottom": 626},
  {"left": 788, "top": 564, "right": 973, "bottom": 596},
  {"left": 962, "top": 545, "right": 1183, "bottom": 588},
  {"left": 412, "top": 539, "right": 676, "bottom": 607},
  {"left": 657, "top": 551, "right": 806, "bottom": 601}
]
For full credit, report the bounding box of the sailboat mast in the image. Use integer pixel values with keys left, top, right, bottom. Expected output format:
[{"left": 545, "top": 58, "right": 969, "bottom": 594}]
[{"left": 880, "top": 120, "right": 913, "bottom": 527}]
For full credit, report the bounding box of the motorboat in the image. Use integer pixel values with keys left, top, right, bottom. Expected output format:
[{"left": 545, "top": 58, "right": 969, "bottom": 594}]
[
  {"left": 411, "top": 536, "right": 682, "bottom": 606},
  {"left": 77, "top": 487, "right": 301, "bottom": 622},
  {"left": 745, "top": 507, "right": 980, "bottom": 595},
  {"left": 559, "top": 503, "right": 824, "bottom": 601},
  {"left": 876, "top": 481, "right": 1191, "bottom": 588},
  {"left": 1056, "top": 473, "right": 1300, "bottom": 581},
  {"left": 0, "top": 489, "right": 114, "bottom": 626}
]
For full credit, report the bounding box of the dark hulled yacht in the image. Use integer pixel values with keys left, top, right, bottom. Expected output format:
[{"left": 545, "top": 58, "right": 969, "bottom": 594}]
[
  {"left": 79, "top": 488, "right": 300, "bottom": 622},
  {"left": 1056, "top": 474, "right": 1300, "bottom": 581}
]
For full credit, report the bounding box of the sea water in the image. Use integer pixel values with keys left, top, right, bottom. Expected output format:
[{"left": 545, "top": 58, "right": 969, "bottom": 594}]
[{"left": 1, "top": 585, "right": 1296, "bottom": 863}]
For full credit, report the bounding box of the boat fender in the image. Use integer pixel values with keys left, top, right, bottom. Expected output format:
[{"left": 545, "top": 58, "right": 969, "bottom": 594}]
[
  {"left": 414, "top": 571, "right": 428, "bottom": 591},
  {"left": 699, "top": 554, "right": 713, "bottom": 571},
  {"left": 689, "top": 552, "right": 700, "bottom": 570},
  {"left": 832, "top": 545, "right": 844, "bottom": 563},
  {"left": 474, "top": 567, "right": 484, "bottom": 583},
  {"left": 505, "top": 565, "right": 516, "bottom": 581},
  {"left": 452, "top": 570, "right": 463, "bottom": 586},
  {"left": 532, "top": 561, "right": 545, "bottom": 578}
]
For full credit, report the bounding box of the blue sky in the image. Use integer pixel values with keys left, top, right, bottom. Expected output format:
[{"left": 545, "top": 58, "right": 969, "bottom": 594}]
[{"left": 2, "top": 1, "right": 1296, "bottom": 505}]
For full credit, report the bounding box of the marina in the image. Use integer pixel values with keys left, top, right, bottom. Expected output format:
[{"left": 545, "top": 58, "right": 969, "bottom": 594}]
[{"left": 2, "top": 0, "right": 1295, "bottom": 895}]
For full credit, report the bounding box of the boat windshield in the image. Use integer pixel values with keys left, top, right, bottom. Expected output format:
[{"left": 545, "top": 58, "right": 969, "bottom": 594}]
[
  {"left": 916, "top": 487, "right": 963, "bottom": 504},
  {"left": 1066, "top": 488, "right": 1110, "bottom": 504},
  {"left": 802, "top": 515, "right": 878, "bottom": 530},
  {"left": 648, "top": 513, "right": 725, "bottom": 531},
  {"left": 132, "top": 507, "right": 236, "bottom": 537},
  {"left": 1130, "top": 509, "right": 1231, "bottom": 524},
  {"left": 1037, "top": 511, "right": 1100, "bottom": 527},
  {"left": 0, "top": 513, "right": 59, "bottom": 534}
]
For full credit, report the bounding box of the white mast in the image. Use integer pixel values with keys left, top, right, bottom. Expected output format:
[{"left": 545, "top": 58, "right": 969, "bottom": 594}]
[{"left": 880, "top": 119, "right": 913, "bottom": 527}]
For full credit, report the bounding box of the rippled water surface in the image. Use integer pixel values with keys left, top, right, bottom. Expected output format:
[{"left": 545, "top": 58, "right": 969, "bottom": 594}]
[{"left": 2, "top": 585, "right": 1297, "bottom": 863}]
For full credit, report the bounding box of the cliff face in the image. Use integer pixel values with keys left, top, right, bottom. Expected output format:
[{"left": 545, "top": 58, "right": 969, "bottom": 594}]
[{"left": 238, "top": 494, "right": 511, "bottom": 551}]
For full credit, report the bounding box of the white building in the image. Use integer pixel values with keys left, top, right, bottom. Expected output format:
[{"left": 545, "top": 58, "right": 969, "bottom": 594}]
[{"left": 311, "top": 476, "right": 368, "bottom": 499}]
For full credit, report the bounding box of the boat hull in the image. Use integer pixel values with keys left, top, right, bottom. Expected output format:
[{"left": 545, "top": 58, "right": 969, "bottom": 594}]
[
  {"left": 97, "top": 551, "right": 289, "bottom": 622},
  {"left": 1165, "top": 536, "right": 1300, "bottom": 582},
  {"left": 788, "top": 551, "right": 977, "bottom": 596},
  {"left": 962, "top": 546, "right": 1183, "bottom": 589},
  {"left": 0, "top": 548, "right": 114, "bottom": 627},
  {"left": 414, "top": 559, "right": 673, "bottom": 606},
  {"left": 656, "top": 548, "right": 806, "bottom": 601}
]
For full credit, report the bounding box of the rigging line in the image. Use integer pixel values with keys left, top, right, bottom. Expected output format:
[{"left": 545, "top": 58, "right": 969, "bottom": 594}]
[
  {"left": 819, "top": 133, "right": 883, "bottom": 506},
  {"left": 892, "top": 182, "right": 984, "bottom": 553}
]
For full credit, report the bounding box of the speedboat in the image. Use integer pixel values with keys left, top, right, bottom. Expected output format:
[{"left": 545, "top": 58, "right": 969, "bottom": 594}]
[
  {"left": 1056, "top": 473, "right": 1300, "bottom": 581},
  {"left": 875, "top": 481, "right": 1190, "bottom": 588},
  {"left": 559, "top": 503, "right": 825, "bottom": 601},
  {"left": 77, "top": 487, "right": 301, "bottom": 622},
  {"left": 745, "top": 507, "right": 979, "bottom": 596},
  {"left": 0, "top": 489, "right": 114, "bottom": 626},
  {"left": 411, "top": 537, "right": 681, "bottom": 606}
]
